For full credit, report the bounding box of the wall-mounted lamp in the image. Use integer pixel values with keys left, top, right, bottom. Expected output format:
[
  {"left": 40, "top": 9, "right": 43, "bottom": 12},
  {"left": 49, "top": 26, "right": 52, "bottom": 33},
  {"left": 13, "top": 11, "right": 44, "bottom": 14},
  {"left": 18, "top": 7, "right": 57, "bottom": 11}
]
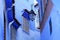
[
  {"left": 22, "top": 9, "right": 36, "bottom": 21},
  {"left": 22, "top": 9, "right": 30, "bottom": 20}
]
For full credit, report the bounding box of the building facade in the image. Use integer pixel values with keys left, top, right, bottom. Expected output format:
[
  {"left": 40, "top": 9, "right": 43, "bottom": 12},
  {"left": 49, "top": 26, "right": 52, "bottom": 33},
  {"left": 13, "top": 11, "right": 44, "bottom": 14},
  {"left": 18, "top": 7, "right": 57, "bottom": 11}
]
[{"left": 0, "top": 0, "right": 60, "bottom": 40}]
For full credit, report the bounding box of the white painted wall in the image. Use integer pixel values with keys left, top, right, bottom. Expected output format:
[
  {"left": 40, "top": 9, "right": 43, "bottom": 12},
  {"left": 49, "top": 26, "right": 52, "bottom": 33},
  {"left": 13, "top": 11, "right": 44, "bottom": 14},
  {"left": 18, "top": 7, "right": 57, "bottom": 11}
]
[
  {"left": 50, "top": 5, "right": 60, "bottom": 40},
  {"left": 15, "top": 0, "right": 40, "bottom": 40},
  {"left": 41, "top": 17, "right": 50, "bottom": 40},
  {"left": 41, "top": 0, "right": 60, "bottom": 40},
  {"left": 0, "top": 0, "right": 4, "bottom": 40}
]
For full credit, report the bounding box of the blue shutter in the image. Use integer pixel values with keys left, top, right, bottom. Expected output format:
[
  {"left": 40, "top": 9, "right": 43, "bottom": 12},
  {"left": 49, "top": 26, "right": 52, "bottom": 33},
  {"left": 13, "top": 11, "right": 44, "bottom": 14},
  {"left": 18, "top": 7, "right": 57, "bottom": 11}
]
[
  {"left": 12, "top": 6, "right": 15, "bottom": 19},
  {"left": 12, "top": 18, "right": 21, "bottom": 30},
  {"left": 7, "top": 9, "right": 14, "bottom": 23},
  {"left": 5, "top": 0, "right": 12, "bottom": 9}
]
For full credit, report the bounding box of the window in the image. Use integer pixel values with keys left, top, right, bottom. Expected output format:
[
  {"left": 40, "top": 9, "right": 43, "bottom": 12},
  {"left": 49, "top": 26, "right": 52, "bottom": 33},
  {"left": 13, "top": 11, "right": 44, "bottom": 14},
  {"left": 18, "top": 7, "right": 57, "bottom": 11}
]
[{"left": 49, "top": 18, "right": 52, "bottom": 35}]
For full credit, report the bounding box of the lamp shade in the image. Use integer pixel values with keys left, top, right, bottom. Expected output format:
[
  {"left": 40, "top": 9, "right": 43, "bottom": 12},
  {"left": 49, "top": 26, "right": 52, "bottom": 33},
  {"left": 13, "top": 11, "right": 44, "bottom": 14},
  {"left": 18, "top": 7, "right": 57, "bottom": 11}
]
[{"left": 22, "top": 9, "right": 30, "bottom": 20}]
